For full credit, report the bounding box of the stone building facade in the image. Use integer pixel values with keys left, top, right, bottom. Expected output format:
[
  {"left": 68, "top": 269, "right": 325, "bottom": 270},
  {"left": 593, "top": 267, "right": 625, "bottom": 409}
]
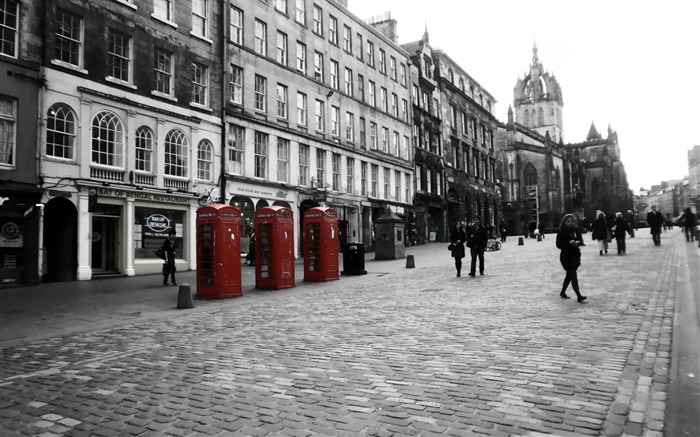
[
  {"left": 432, "top": 49, "right": 499, "bottom": 232},
  {"left": 0, "top": 0, "right": 43, "bottom": 286},
  {"left": 226, "top": 1, "right": 414, "bottom": 255},
  {"left": 29, "top": 0, "right": 224, "bottom": 281},
  {"left": 400, "top": 31, "right": 444, "bottom": 243}
]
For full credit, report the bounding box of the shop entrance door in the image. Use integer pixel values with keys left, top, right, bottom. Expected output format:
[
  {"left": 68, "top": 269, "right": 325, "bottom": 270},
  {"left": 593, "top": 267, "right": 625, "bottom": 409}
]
[{"left": 91, "top": 216, "right": 119, "bottom": 274}]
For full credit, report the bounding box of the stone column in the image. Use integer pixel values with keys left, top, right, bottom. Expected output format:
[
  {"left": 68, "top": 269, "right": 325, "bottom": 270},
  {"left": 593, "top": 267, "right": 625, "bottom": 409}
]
[
  {"left": 125, "top": 197, "right": 135, "bottom": 276},
  {"left": 76, "top": 191, "right": 92, "bottom": 280}
]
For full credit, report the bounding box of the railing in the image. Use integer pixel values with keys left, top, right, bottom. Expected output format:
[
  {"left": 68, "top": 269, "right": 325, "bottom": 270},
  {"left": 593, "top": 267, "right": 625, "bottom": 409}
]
[
  {"left": 164, "top": 177, "right": 190, "bottom": 191},
  {"left": 134, "top": 172, "right": 155, "bottom": 187},
  {"left": 90, "top": 166, "right": 125, "bottom": 183}
]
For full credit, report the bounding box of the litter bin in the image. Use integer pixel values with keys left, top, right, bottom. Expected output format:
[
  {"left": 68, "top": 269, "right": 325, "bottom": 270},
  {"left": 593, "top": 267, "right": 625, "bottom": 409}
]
[{"left": 342, "top": 243, "right": 367, "bottom": 276}]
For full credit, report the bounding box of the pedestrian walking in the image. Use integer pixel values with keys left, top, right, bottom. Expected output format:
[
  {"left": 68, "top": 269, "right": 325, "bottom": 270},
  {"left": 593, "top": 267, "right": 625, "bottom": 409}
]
[
  {"left": 647, "top": 205, "right": 664, "bottom": 246},
  {"left": 680, "top": 207, "right": 697, "bottom": 243},
  {"left": 246, "top": 232, "right": 256, "bottom": 266},
  {"left": 538, "top": 222, "right": 546, "bottom": 239},
  {"left": 499, "top": 222, "right": 508, "bottom": 243},
  {"left": 161, "top": 230, "right": 177, "bottom": 286},
  {"left": 449, "top": 223, "right": 467, "bottom": 277},
  {"left": 556, "top": 214, "right": 587, "bottom": 302},
  {"left": 613, "top": 212, "right": 631, "bottom": 255},
  {"left": 592, "top": 212, "right": 609, "bottom": 255},
  {"left": 626, "top": 210, "right": 636, "bottom": 238},
  {"left": 467, "top": 218, "right": 489, "bottom": 276}
]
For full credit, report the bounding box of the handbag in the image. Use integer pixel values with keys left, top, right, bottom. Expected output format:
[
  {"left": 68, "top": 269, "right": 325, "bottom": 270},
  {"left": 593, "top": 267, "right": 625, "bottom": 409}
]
[
  {"left": 447, "top": 243, "right": 454, "bottom": 251},
  {"left": 155, "top": 247, "right": 166, "bottom": 260},
  {"left": 162, "top": 263, "right": 170, "bottom": 276}
]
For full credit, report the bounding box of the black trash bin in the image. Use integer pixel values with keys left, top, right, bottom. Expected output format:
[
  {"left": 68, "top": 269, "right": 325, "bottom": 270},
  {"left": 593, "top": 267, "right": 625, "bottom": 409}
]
[{"left": 341, "top": 243, "right": 367, "bottom": 276}]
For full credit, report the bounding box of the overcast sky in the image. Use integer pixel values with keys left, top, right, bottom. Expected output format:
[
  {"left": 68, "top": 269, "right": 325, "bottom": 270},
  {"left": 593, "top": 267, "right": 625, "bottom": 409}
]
[{"left": 349, "top": 0, "right": 700, "bottom": 193}]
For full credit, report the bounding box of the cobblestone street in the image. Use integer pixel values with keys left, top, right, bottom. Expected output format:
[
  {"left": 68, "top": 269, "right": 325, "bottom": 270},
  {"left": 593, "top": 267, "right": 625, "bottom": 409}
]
[{"left": 0, "top": 229, "right": 696, "bottom": 436}]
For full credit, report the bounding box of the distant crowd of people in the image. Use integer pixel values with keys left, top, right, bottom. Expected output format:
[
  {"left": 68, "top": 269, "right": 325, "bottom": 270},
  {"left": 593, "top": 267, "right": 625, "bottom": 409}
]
[{"left": 448, "top": 205, "right": 698, "bottom": 304}]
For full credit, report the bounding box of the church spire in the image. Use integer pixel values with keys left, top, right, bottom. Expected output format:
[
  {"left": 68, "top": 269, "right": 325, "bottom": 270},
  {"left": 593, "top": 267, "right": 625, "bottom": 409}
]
[
  {"left": 532, "top": 42, "right": 539, "bottom": 65},
  {"left": 586, "top": 121, "right": 602, "bottom": 141},
  {"left": 422, "top": 22, "right": 429, "bottom": 44}
]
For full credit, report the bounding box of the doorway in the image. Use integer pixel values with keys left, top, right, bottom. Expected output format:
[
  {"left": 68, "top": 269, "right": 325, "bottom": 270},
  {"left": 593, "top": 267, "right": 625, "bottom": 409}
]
[{"left": 91, "top": 215, "right": 119, "bottom": 274}]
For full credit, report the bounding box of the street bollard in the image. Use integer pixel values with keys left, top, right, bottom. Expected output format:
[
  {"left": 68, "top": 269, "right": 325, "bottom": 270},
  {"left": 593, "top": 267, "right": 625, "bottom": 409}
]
[
  {"left": 518, "top": 237, "right": 524, "bottom": 246},
  {"left": 405, "top": 255, "right": 415, "bottom": 269},
  {"left": 537, "top": 234, "right": 542, "bottom": 242},
  {"left": 177, "top": 283, "right": 194, "bottom": 309}
]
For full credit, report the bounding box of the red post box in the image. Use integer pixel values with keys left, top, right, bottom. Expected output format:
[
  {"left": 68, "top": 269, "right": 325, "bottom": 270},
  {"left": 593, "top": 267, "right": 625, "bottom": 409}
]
[
  {"left": 303, "top": 207, "right": 339, "bottom": 282},
  {"left": 196, "top": 204, "right": 242, "bottom": 299},
  {"left": 255, "top": 206, "right": 295, "bottom": 289}
]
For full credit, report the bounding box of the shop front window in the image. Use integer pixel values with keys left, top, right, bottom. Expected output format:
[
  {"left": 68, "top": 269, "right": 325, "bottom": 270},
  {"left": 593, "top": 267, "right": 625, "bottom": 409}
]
[{"left": 134, "top": 207, "right": 184, "bottom": 259}]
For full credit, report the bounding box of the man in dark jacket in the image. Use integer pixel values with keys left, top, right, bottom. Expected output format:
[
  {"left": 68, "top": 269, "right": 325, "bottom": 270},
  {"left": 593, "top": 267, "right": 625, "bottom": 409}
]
[
  {"left": 647, "top": 205, "right": 664, "bottom": 247},
  {"left": 680, "top": 207, "right": 697, "bottom": 243},
  {"left": 467, "top": 218, "right": 489, "bottom": 276},
  {"left": 613, "top": 212, "right": 632, "bottom": 255}
]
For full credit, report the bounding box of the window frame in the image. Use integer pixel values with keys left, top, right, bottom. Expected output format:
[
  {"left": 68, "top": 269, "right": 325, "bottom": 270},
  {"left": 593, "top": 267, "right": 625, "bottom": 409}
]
[
  {"left": 227, "top": 124, "right": 244, "bottom": 175},
  {"left": 230, "top": 64, "right": 243, "bottom": 104},
  {"left": 55, "top": 8, "right": 83, "bottom": 68},
  {"left": 134, "top": 126, "right": 153, "bottom": 173},
  {"left": 107, "top": 28, "right": 132, "bottom": 83},
  {"left": 229, "top": 5, "right": 243, "bottom": 44},
  {"left": 191, "top": 0, "right": 208, "bottom": 39},
  {"left": 254, "top": 74, "right": 267, "bottom": 112},
  {"left": 0, "top": 0, "right": 19, "bottom": 58},
  {"left": 197, "top": 139, "right": 213, "bottom": 181},
  {"left": 277, "top": 137, "right": 289, "bottom": 182},
  {"left": 253, "top": 131, "right": 268, "bottom": 179},
  {"left": 254, "top": 19, "right": 267, "bottom": 56},
  {"left": 164, "top": 128, "right": 189, "bottom": 178},
  {"left": 0, "top": 95, "right": 17, "bottom": 167},
  {"left": 46, "top": 103, "right": 76, "bottom": 160},
  {"left": 191, "top": 61, "right": 209, "bottom": 107}
]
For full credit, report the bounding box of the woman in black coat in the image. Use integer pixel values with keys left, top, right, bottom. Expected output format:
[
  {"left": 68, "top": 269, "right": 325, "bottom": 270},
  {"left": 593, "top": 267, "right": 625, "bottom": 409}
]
[
  {"left": 591, "top": 212, "right": 609, "bottom": 255},
  {"left": 556, "top": 214, "right": 587, "bottom": 302},
  {"left": 450, "top": 223, "right": 467, "bottom": 277}
]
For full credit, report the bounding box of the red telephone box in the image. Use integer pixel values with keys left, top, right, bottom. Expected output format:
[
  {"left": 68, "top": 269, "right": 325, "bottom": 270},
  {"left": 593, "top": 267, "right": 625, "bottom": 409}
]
[
  {"left": 303, "top": 207, "right": 339, "bottom": 282},
  {"left": 196, "top": 204, "right": 242, "bottom": 299},
  {"left": 255, "top": 206, "right": 295, "bottom": 289}
]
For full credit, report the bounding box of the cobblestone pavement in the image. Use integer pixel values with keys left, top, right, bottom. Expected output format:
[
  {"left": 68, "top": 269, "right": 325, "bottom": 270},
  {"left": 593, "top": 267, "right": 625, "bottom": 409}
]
[{"left": 0, "top": 229, "right": 690, "bottom": 436}]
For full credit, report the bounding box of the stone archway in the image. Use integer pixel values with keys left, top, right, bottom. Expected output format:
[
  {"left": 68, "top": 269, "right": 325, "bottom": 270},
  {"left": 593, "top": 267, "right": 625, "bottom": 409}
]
[{"left": 43, "top": 197, "right": 78, "bottom": 282}]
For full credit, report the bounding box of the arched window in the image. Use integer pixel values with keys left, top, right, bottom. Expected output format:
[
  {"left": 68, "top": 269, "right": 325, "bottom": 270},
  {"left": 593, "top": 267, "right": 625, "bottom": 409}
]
[
  {"left": 197, "top": 139, "right": 213, "bottom": 181},
  {"left": 46, "top": 103, "right": 76, "bottom": 159},
  {"left": 529, "top": 111, "right": 536, "bottom": 128},
  {"left": 537, "top": 108, "right": 544, "bottom": 126},
  {"left": 523, "top": 109, "right": 529, "bottom": 127},
  {"left": 165, "top": 129, "right": 189, "bottom": 177},
  {"left": 448, "top": 69, "right": 454, "bottom": 83},
  {"left": 91, "top": 111, "right": 124, "bottom": 167},
  {"left": 523, "top": 163, "right": 537, "bottom": 186},
  {"left": 458, "top": 78, "right": 465, "bottom": 92},
  {"left": 135, "top": 126, "right": 153, "bottom": 172}
]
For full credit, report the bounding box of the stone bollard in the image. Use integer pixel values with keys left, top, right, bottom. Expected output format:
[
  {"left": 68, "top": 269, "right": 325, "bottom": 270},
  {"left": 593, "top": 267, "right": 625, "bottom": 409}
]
[
  {"left": 405, "top": 255, "right": 415, "bottom": 269},
  {"left": 537, "top": 234, "right": 542, "bottom": 242},
  {"left": 177, "top": 283, "right": 194, "bottom": 309},
  {"left": 518, "top": 237, "right": 524, "bottom": 246}
]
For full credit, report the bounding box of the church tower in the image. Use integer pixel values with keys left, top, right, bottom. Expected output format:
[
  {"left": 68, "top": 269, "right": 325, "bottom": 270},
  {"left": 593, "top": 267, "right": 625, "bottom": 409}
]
[{"left": 513, "top": 44, "right": 564, "bottom": 143}]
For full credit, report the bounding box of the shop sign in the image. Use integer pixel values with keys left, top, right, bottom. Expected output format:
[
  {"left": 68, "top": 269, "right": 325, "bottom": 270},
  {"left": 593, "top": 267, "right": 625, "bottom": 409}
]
[
  {"left": 232, "top": 183, "right": 289, "bottom": 200},
  {"left": 94, "top": 188, "right": 192, "bottom": 204},
  {"left": 0, "top": 221, "right": 23, "bottom": 248},
  {"left": 145, "top": 214, "right": 171, "bottom": 232}
]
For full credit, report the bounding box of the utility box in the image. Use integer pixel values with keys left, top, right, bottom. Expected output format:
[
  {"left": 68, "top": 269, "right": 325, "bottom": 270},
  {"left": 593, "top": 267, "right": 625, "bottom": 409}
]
[
  {"left": 195, "top": 204, "right": 242, "bottom": 299},
  {"left": 255, "top": 206, "right": 295, "bottom": 290},
  {"left": 303, "top": 207, "right": 339, "bottom": 282},
  {"left": 374, "top": 210, "right": 406, "bottom": 260}
]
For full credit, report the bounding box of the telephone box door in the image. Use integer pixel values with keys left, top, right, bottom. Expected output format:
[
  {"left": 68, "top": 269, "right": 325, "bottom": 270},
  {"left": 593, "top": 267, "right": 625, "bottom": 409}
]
[
  {"left": 196, "top": 204, "right": 242, "bottom": 298},
  {"left": 255, "top": 206, "right": 295, "bottom": 289},
  {"left": 304, "top": 207, "right": 339, "bottom": 282}
]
